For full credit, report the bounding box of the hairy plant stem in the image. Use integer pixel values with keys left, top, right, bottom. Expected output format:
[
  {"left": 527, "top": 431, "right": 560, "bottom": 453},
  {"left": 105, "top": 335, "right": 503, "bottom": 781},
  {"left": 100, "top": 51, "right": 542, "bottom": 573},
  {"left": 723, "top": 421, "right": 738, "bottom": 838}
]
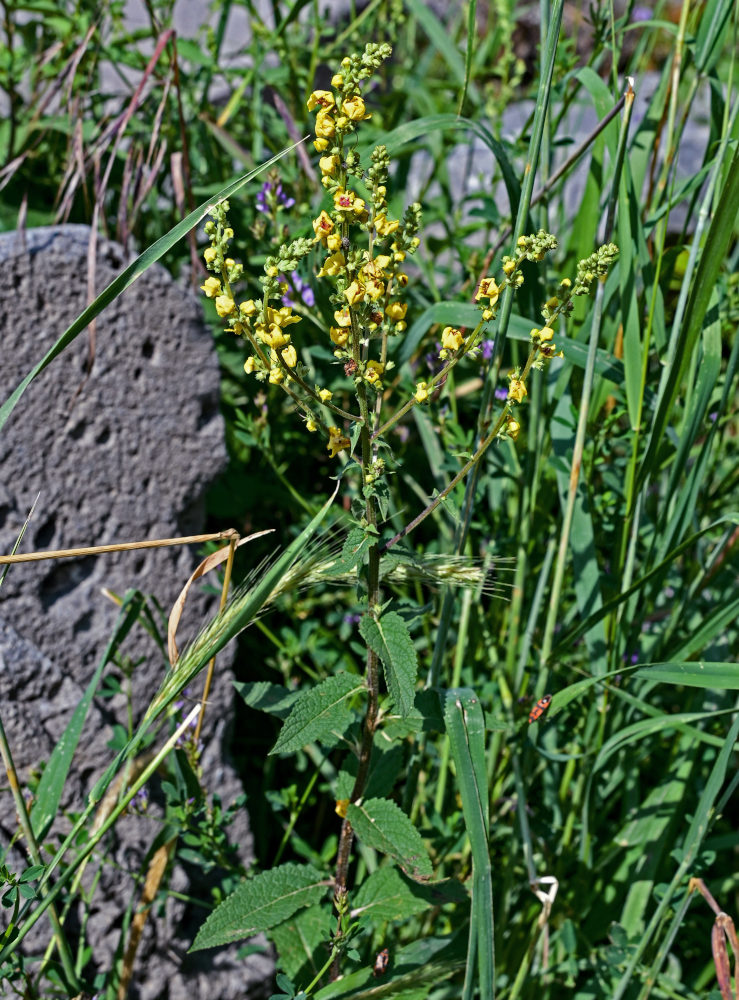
[{"left": 331, "top": 296, "right": 381, "bottom": 980}]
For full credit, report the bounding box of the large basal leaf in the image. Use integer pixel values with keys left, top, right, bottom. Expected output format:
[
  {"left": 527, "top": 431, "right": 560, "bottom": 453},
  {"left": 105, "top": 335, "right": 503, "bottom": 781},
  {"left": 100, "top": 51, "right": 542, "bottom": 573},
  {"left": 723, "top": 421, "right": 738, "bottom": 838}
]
[
  {"left": 190, "top": 863, "right": 328, "bottom": 951},
  {"left": 269, "top": 673, "right": 364, "bottom": 755},
  {"left": 353, "top": 865, "right": 467, "bottom": 923},
  {"left": 347, "top": 798, "right": 432, "bottom": 879},
  {"left": 359, "top": 611, "right": 418, "bottom": 717}
]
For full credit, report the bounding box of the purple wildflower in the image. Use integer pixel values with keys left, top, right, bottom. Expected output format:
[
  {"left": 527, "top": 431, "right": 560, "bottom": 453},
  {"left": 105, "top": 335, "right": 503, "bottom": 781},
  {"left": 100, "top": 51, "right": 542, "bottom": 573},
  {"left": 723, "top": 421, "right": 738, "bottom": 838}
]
[
  {"left": 343, "top": 613, "right": 362, "bottom": 626},
  {"left": 481, "top": 338, "right": 495, "bottom": 360},
  {"left": 256, "top": 180, "right": 295, "bottom": 215},
  {"left": 279, "top": 272, "right": 315, "bottom": 309},
  {"left": 495, "top": 386, "right": 508, "bottom": 402}
]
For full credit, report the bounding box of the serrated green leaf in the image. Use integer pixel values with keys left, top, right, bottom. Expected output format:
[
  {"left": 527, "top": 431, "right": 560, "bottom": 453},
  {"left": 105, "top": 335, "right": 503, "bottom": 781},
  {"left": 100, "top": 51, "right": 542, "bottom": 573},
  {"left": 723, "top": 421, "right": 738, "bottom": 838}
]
[
  {"left": 333, "top": 526, "right": 373, "bottom": 573},
  {"left": 190, "top": 864, "right": 328, "bottom": 951},
  {"left": 269, "top": 904, "right": 333, "bottom": 980},
  {"left": 233, "top": 680, "right": 299, "bottom": 719},
  {"left": 347, "top": 798, "right": 432, "bottom": 879},
  {"left": 354, "top": 866, "right": 467, "bottom": 923},
  {"left": 270, "top": 673, "right": 364, "bottom": 755},
  {"left": 359, "top": 612, "right": 418, "bottom": 717}
]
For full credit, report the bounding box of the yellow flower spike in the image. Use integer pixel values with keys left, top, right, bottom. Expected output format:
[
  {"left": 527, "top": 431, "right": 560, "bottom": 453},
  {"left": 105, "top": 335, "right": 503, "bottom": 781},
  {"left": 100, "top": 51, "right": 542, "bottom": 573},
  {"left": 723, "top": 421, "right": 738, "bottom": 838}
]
[
  {"left": 441, "top": 326, "right": 464, "bottom": 351},
  {"left": 201, "top": 276, "right": 221, "bottom": 298},
  {"left": 307, "top": 90, "right": 335, "bottom": 111},
  {"left": 203, "top": 246, "right": 217, "bottom": 265},
  {"left": 345, "top": 280, "right": 366, "bottom": 306},
  {"left": 215, "top": 294, "right": 236, "bottom": 318},
  {"left": 319, "top": 388, "right": 333, "bottom": 403},
  {"left": 414, "top": 381, "right": 429, "bottom": 403},
  {"left": 327, "top": 426, "right": 351, "bottom": 458},
  {"left": 507, "top": 376, "right": 527, "bottom": 405}
]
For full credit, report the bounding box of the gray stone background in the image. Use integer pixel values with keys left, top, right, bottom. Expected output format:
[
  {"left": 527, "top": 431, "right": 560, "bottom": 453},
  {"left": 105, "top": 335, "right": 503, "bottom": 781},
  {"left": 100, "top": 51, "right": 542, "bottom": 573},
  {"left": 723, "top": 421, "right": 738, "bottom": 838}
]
[{"left": 0, "top": 226, "right": 271, "bottom": 999}]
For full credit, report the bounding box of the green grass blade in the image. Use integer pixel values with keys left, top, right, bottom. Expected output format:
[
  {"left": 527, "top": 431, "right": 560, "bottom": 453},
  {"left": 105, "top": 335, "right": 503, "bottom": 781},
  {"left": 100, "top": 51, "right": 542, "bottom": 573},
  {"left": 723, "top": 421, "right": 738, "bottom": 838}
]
[
  {"left": 442, "top": 688, "right": 494, "bottom": 998},
  {"left": 637, "top": 136, "right": 739, "bottom": 493},
  {"left": 0, "top": 142, "right": 305, "bottom": 435},
  {"left": 635, "top": 662, "right": 739, "bottom": 687},
  {"left": 611, "top": 712, "right": 739, "bottom": 1000}
]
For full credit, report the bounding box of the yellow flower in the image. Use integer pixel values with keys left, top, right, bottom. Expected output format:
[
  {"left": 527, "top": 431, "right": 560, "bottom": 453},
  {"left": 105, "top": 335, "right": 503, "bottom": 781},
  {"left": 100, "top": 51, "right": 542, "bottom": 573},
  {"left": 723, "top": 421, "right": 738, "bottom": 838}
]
[
  {"left": 334, "top": 189, "right": 365, "bottom": 216},
  {"left": 341, "top": 95, "right": 370, "bottom": 121},
  {"left": 538, "top": 326, "right": 555, "bottom": 342},
  {"left": 260, "top": 328, "right": 291, "bottom": 350},
  {"left": 313, "top": 210, "right": 334, "bottom": 243},
  {"left": 414, "top": 381, "right": 429, "bottom": 403},
  {"left": 335, "top": 798, "right": 349, "bottom": 818},
  {"left": 329, "top": 326, "right": 349, "bottom": 347},
  {"left": 334, "top": 307, "right": 352, "bottom": 327},
  {"left": 314, "top": 138, "right": 330, "bottom": 152},
  {"left": 306, "top": 418, "right": 318, "bottom": 432},
  {"left": 507, "top": 376, "right": 527, "bottom": 404},
  {"left": 244, "top": 357, "right": 256, "bottom": 374},
  {"left": 365, "top": 360, "right": 384, "bottom": 384},
  {"left": 203, "top": 246, "right": 217, "bottom": 265},
  {"left": 331, "top": 73, "right": 343, "bottom": 88},
  {"left": 506, "top": 416, "right": 520, "bottom": 440},
  {"left": 201, "top": 276, "right": 221, "bottom": 298},
  {"left": 307, "top": 90, "right": 335, "bottom": 111},
  {"left": 315, "top": 110, "right": 336, "bottom": 139},
  {"left": 281, "top": 345, "right": 298, "bottom": 367},
  {"left": 240, "top": 299, "right": 258, "bottom": 318},
  {"left": 375, "top": 214, "right": 400, "bottom": 236},
  {"left": 327, "top": 426, "right": 350, "bottom": 458},
  {"left": 215, "top": 295, "right": 236, "bottom": 318},
  {"left": 386, "top": 301, "right": 407, "bottom": 322},
  {"left": 364, "top": 278, "right": 385, "bottom": 301},
  {"left": 441, "top": 326, "right": 464, "bottom": 351},
  {"left": 317, "top": 251, "right": 346, "bottom": 278},
  {"left": 326, "top": 233, "right": 342, "bottom": 252},
  {"left": 345, "top": 280, "right": 366, "bottom": 306},
  {"left": 319, "top": 154, "right": 340, "bottom": 176},
  {"left": 319, "top": 388, "right": 333, "bottom": 403},
  {"left": 475, "top": 277, "right": 500, "bottom": 304},
  {"left": 502, "top": 258, "right": 516, "bottom": 276},
  {"left": 269, "top": 367, "right": 284, "bottom": 385}
]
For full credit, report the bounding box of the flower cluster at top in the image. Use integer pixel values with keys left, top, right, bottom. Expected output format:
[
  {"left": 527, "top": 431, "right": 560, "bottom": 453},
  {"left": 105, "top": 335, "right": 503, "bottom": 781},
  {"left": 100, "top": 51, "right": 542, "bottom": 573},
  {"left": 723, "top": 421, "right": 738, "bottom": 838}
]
[
  {"left": 498, "top": 239, "right": 619, "bottom": 440},
  {"left": 200, "top": 42, "right": 425, "bottom": 461}
]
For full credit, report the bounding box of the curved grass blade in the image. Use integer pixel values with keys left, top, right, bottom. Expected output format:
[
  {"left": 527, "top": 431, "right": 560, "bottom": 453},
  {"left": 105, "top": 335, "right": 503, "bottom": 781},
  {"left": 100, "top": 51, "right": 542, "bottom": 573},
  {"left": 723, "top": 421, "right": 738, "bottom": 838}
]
[{"left": 0, "top": 141, "right": 306, "bottom": 435}]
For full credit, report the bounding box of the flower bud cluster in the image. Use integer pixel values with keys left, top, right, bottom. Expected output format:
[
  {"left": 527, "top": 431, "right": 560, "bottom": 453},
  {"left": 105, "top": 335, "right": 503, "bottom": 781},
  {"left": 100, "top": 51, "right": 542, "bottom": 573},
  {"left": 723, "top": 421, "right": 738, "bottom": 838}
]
[{"left": 573, "top": 243, "right": 619, "bottom": 295}]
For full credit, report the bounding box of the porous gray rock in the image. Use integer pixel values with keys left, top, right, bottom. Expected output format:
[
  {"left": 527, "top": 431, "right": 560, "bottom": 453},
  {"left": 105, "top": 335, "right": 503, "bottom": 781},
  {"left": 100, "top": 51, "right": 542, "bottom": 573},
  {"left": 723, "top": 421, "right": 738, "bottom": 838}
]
[{"left": 0, "top": 226, "right": 271, "bottom": 999}]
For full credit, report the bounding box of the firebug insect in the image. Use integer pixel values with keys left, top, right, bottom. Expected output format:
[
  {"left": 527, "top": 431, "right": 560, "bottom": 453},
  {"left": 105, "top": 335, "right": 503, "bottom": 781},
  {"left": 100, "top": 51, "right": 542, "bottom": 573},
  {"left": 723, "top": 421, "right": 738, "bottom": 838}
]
[
  {"left": 528, "top": 694, "right": 552, "bottom": 724},
  {"left": 373, "top": 947, "right": 389, "bottom": 977}
]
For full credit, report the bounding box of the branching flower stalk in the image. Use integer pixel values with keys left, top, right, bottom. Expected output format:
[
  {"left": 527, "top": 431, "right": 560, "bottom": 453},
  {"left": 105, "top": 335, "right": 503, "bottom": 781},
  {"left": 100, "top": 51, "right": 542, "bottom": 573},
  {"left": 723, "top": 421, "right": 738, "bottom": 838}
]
[{"left": 200, "top": 40, "right": 618, "bottom": 985}]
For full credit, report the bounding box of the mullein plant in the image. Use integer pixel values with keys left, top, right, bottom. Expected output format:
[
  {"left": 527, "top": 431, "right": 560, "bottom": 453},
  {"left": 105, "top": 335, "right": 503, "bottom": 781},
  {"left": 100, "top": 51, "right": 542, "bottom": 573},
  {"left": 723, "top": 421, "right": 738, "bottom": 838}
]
[{"left": 195, "top": 41, "right": 618, "bottom": 991}]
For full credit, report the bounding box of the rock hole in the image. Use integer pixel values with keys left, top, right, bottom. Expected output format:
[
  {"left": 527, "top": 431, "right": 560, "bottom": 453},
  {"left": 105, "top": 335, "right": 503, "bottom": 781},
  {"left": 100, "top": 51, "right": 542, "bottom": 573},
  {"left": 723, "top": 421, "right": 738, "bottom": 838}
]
[
  {"left": 35, "top": 515, "right": 57, "bottom": 548},
  {"left": 141, "top": 338, "right": 154, "bottom": 359}
]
